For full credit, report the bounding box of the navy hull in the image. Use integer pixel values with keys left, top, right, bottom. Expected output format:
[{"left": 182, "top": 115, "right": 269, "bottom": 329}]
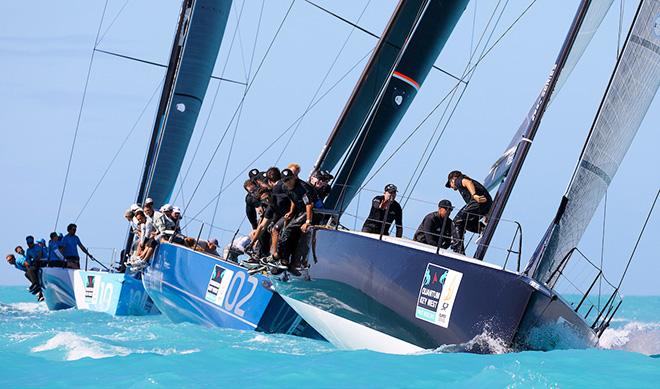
[
  {"left": 273, "top": 228, "right": 597, "bottom": 353},
  {"left": 142, "top": 243, "right": 323, "bottom": 340}
]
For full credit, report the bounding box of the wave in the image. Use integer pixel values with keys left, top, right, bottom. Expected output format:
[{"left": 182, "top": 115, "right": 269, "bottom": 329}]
[
  {"left": 0, "top": 301, "right": 48, "bottom": 314},
  {"left": 31, "top": 331, "right": 200, "bottom": 361},
  {"left": 599, "top": 321, "right": 660, "bottom": 355}
]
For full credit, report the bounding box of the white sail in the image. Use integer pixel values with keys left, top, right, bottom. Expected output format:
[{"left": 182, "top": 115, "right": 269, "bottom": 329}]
[{"left": 531, "top": 0, "right": 660, "bottom": 286}]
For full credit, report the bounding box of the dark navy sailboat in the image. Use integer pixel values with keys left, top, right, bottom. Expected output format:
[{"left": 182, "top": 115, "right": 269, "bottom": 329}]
[{"left": 272, "top": 0, "right": 660, "bottom": 353}]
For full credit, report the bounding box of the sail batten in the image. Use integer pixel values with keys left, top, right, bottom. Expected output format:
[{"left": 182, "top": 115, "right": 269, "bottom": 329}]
[{"left": 528, "top": 0, "right": 660, "bottom": 286}]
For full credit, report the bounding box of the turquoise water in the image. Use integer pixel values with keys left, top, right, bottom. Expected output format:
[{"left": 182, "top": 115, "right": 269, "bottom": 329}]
[{"left": 1, "top": 286, "right": 658, "bottom": 388}]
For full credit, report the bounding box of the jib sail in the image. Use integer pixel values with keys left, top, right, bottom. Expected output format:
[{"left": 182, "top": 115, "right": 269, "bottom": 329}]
[{"left": 528, "top": 0, "right": 660, "bottom": 286}]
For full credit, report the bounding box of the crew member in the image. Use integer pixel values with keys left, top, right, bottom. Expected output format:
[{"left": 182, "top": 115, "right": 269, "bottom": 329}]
[
  {"left": 5, "top": 254, "right": 43, "bottom": 301},
  {"left": 47, "top": 232, "right": 66, "bottom": 267},
  {"left": 61, "top": 223, "right": 94, "bottom": 269},
  {"left": 275, "top": 168, "right": 317, "bottom": 268},
  {"left": 413, "top": 200, "right": 453, "bottom": 249},
  {"left": 309, "top": 170, "right": 333, "bottom": 206},
  {"left": 362, "top": 184, "right": 403, "bottom": 238},
  {"left": 445, "top": 170, "right": 492, "bottom": 254},
  {"left": 244, "top": 179, "right": 260, "bottom": 229},
  {"left": 25, "top": 236, "right": 46, "bottom": 267}
]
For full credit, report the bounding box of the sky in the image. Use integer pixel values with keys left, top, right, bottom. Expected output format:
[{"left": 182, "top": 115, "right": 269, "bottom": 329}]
[{"left": 0, "top": 0, "right": 658, "bottom": 295}]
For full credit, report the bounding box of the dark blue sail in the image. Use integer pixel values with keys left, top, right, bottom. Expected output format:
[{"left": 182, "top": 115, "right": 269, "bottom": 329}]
[
  {"left": 316, "top": 0, "right": 469, "bottom": 212},
  {"left": 138, "top": 0, "right": 233, "bottom": 207}
]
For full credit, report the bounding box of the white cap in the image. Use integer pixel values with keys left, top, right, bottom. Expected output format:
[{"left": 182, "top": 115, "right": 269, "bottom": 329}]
[
  {"left": 172, "top": 207, "right": 181, "bottom": 214},
  {"left": 145, "top": 197, "right": 154, "bottom": 205},
  {"left": 134, "top": 207, "right": 145, "bottom": 215},
  {"left": 130, "top": 203, "right": 140, "bottom": 211},
  {"left": 160, "top": 203, "right": 173, "bottom": 212}
]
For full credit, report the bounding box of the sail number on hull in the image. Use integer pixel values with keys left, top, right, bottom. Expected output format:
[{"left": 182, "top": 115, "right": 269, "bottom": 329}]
[{"left": 205, "top": 264, "right": 258, "bottom": 318}]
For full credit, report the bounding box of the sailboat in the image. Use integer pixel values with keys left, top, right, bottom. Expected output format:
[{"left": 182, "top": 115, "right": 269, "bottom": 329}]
[
  {"left": 139, "top": 0, "right": 469, "bottom": 337},
  {"left": 270, "top": 0, "right": 660, "bottom": 353},
  {"left": 39, "top": 0, "right": 234, "bottom": 316}
]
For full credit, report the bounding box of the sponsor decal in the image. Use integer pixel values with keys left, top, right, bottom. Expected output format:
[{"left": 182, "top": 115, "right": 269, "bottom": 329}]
[
  {"left": 84, "top": 275, "right": 96, "bottom": 301},
  {"left": 415, "top": 263, "right": 462, "bottom": 328},
  {"left": 204, "top": 264, "right": 234, "bottom": 306}
]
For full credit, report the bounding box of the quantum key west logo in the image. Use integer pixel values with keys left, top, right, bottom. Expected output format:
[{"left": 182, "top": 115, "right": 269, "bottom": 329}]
[
  {"left": 84, "top": 275, "right": 96, "bottom": 301},
  {"left": 415, "top": 263, "right": 463, "bottom": 328},
  {"left": 205, "top": 264, "right": 234, "bottom": 306}
]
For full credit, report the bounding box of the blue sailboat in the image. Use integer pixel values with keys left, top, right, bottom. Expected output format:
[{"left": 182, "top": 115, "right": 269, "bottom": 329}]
[
  {"left": 118, "top": 0, "right": 324, "bottom": 339},
  {"left": 271, "top": 0, "right": 659, "bottom": 353}
]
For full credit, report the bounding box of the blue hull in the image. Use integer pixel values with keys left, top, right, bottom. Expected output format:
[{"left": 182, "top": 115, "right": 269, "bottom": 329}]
[
  {"left": 41, "top": 268, "right": 76, "bottom": 311},
  {"left": 142, "top": 243, "right": 323, "bottom": 339},
  {"left": 273, "top": 228, "right": 597, "bottom": 352},
  {"left": 73, "top": 270, "right": 159, "bottom": 316}
]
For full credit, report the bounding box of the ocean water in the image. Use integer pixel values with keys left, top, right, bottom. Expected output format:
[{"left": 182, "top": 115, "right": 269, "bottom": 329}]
[{"left": 1, "top": 286, "right": 658, "bottom": 388}]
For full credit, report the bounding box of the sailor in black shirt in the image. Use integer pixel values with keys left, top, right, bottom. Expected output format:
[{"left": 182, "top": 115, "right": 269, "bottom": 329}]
[
  {"left": 275, "top": 168, "right": 317, "bottom": 267},
  {"left": 445, "top": 170, "right": 492, "bottom": 254},
  {"left": 361, "top": 184, "right": 403, "bottom": 238},
  {"left": 413, "top": 199, "right": 453, "bottom": 249},
  {"left": 243, "top": 179, "right": 260, "bottom": 229},
  {"left": 309, "top": 170, "right": 333, "bottom": 207}
]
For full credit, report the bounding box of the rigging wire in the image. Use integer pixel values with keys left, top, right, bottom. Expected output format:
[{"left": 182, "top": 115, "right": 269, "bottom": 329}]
[
  {"left": 617, "top": 0, "right": 624, "bottom": 58},
  {"left": 274, "top": 0, "right": 373, "bottom": 165},
  {"left": 209, "top": 0, "right": 266, "bottom": 238},
  {"left": 182, "top": 47, "right": 374, "bottom": 229},
  {"left": 181, "top": 0, "right": 296, "bottom": 216},
  {"left": 54, "top": 0, "right": 111, "bottom": 231},
  {"left": 615, "top": 189, "right": 659, "bottom": 290},
  {"left": 346, "top": 0, "right": 538, "bottom": 197},
  {"left": 96, "top": 0, "right": 132, "bottom": 47},
  {"left": 400, "top": 0, "right": 540, "bottom": 208},
  {"left": 400, "top": 0, "right": 512, "bottom": 207},
  {"left": 74, "top": 78, "right": 164, "bottom": 221},
  {"left": 172, "top": 0, "right": 247, "bottom": 204}
]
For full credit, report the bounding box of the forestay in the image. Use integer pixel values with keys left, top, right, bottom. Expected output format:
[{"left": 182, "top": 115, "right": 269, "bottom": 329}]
[{"left": 528, "top": 0, "right": 660, "bottom": 286}]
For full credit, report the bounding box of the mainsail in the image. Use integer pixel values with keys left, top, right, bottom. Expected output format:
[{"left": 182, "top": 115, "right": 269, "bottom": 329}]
[
  {"left": 137, "top": 0, "right": 233, "bottom": 207},
  {"left": 317, "top": 0, "right": 469, "bottom": 212},
  {"left": 528, "top": 0, "right": 660, "bottom": 286},
  {"left": 474, "top": 0, "right": 614, "bottom": 260}
]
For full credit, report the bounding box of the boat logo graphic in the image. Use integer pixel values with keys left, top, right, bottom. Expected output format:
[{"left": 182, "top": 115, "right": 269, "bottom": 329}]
[
  {"left": 84, "top": 275, "right": 96, "bottom": 301},
  {"left": 415, "top": 263, "right": 463, "bottom": 328},
  {"left": 205, "top": 264, "right": 234, "bottom": 306}
]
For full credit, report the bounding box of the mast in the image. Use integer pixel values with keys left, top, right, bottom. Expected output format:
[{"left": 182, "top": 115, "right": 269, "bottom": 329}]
[
  {"left": 474, "top": 0, "right": 595, "bottom": 260},
  {"left": 319, "top": 0, "right": 469, "bottom": 212}
]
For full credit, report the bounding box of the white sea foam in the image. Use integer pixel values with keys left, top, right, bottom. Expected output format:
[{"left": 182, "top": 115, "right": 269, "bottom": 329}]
[
  {"left": 599, "top": 321, "right": 660, "bottom": 355},
  {"left": 431, "top": 325, "right": 512, "bottom": 354},
  {"left": 0, "top": 302, "right": 48, "bottom": 314},
  {"left": 32, "top": 332, "right": 131, "bottom": 360},
  {"left": 31, "top": 332, "right": 201, "bottom": 361}
]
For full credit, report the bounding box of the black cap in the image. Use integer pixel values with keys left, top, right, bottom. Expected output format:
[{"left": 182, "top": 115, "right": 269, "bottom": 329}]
[
  {"left": 438, "top": 199, "right": 453, "bottom": 210},
  {"left": 281, "top": 168, "right": 296, "bottom": 181},
  {"left": 26, "top": 235, "right": 34, "bottom": 244},
  {"left": 249, "top": 168, "right": 260, "bottom": 180},
  {"left": 384, "top": 183, "right": 397, "bottom": 193},
  {"left": 312, "top": 170, "right": 334, "bottom": 181},
  {"left": 259, "top": 171, "right": 268, "bottom": 181},
  {"left": 445, "top": 170, "right": 462, "bottom": 188}
]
